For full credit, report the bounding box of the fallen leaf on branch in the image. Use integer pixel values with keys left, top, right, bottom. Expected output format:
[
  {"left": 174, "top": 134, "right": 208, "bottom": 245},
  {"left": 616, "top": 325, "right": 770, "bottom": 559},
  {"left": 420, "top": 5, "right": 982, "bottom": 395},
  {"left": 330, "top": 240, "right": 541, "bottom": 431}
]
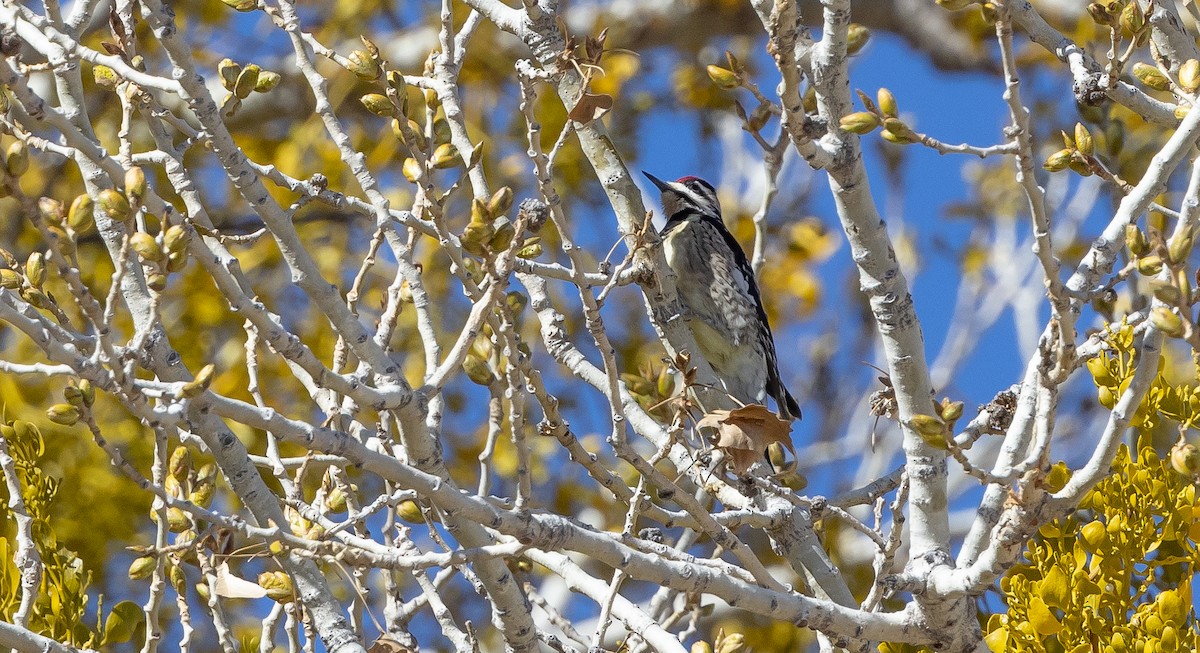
[{"left": 697, "top": 404, "right": 793, "bottom": 474}]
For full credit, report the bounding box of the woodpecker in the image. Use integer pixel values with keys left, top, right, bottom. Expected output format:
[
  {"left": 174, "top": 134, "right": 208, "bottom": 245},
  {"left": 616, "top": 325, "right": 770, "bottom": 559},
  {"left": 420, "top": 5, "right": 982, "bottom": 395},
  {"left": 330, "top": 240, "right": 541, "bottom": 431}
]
[{"left": 643, "top": 171, "right": 801, "bottom": 421}]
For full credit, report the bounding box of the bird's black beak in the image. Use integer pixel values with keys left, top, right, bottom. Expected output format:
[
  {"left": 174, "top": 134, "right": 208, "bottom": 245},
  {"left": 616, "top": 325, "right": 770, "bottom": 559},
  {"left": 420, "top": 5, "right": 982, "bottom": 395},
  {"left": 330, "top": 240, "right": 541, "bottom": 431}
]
[{"left": 642, "top": 171, "right": 671, "bottom": 193}]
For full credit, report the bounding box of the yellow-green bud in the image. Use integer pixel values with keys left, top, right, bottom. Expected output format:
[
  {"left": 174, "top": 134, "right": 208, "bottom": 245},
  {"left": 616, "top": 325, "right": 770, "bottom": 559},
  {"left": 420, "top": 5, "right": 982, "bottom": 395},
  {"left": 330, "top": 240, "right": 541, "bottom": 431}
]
[
  {"left": 0, "top": 89, "right": 9, "bottom": 114},
  {"left": 0, "top": 269, "right": 20, "bottom": 289},
  {"left": 218, "top": 59, "right": 241, "bottom": 91},
  {"left": 1043, "top": 148, "right": 1074, "bottom": 172},
  {"left": 360, "top": 93, "right": 394, "bottom": 117},
  {"left": 1137, "top": 255, "right": 1164, "bottom": 276},
  {"left": 163, "top": 225, "right": 190, "bottom": 255},
  {"left": 180, "top": 364, "right": 216, "bottom": 398},
  {"left": 909, "top": 414, "right": 948, "bottom": 449},
  {"left": 1150, "top": 306, "right": 1185, "bottom": 337},
  {"left": 221, "top": 0, "right": 257, "bottom": 11},
  {"left": 936, "top": 0, "right": 976, "bottom": 9},
  {"left": 490, "top": 217, "right": 516, "bottom": 252},
  {"left": 431, "top": 143, "right": 460, "bottom": 169},
  {"left": 1152, "top": 279, "right": 1182, "bottom": 304},
  {"left": 1074, "top": 123, "right": 1094, "bottom": 157},
  {"left": 93, "top": 65, "right": 119, "bottom": 89},
  {"left": 189, "top": 479, "right": 214, "bottom": 508},
  {"left": 5, "top": 141, "right": 28, "bottom": 177},
  {"left": 877, "top": 88, "right": 898, "bottom": 117},
  {"left": 78, "top": 379, "right": 95, "bottom": 407},
  {"left": 254, "top": 71, "right": 281, "bottom": 93},
  {"left": 839, "top": 111, "right": 879, "bottom": 134},
  {"left": 705, "top": 65, "right": 740, "bottom": 89},
  {"left": 402, "top": 157, "right": 422, "bottom": 183},
  {"left": 20, "top": 287, "right": 51, "bottom": 309},
  {"left": 1126, "top": 224, "right": 1150, "bottom": 256},
  {"left": 396, "top": 499, "right": 424, "bottom": 523},
  {"left": 505, "top": 291, "right": 528, "bottom": 317},
  {"left": 846, "top": 24, "right": 870, "bottom": 55},
  {"left": 169, "top": 445, "right": 192, "bottom": 480},
  {"left": 67, "top": 194, "right": 95, "bottom": 234},
  {"left": 258, "top": 571, "right": 295, "bottom": 602},
  {"left": 37, "top": 198, "right": 63, "bottom": 225},
  {"left": 346, "top": 50, "right": 381, "bottom": 81},
  {"left": 463, "top": 352, "right": 496, "bottom": 386},
  {"left": 487, "top": 186, "right": 514, "bottom": 218},
  {"left": 234, "top": 64, "right": 260, "bottom": 99},
  {"left": 692, "top": 642, "right": 715, "bottom": 653},
  {"left": 165, "top": 507, "right": 190, "bottom": 533},
  {"left": 46, "top": 403, "right": 81, "bottom": 425},
  {"left": 1168, "top": 226, "right": 1193, "bottom": 264},
  {"left": 1133, "top": 62, "right": 1170, "bottom": 91},
  {"left": 882, "top": 117, "right": 918, "bottom": 142},
  {"left": 128, "top": 555, "right": 158, "bottom": 580},
  {"left": 63, "top": 385, "right": 84, "bottom": 407},
  {"left": 130, "top": 232, "right": 163, "bottom": 262},
  {"left": 1121, "top": 0, "right": 1146, "bottom": 35},
  {"left": 24, "top": 252, "right": 45, "bottom": 288},
  {"left": 1181, "top": 60, "right": 1200, "bottom": 94},
  {"left": 98, "top": 189, "right": 131, "bottom": 221},
  {"left": 125, "top": 166, "right": 147, "bottom": 204},
  {"left": 325, "top": 486, "right": 348, "bottom": 513},
  {"left": 941, "top": 400, "right": 964, "bottom": 422},
  {"left": 517, "top": 238, "right": 543, "bottom": 259}
]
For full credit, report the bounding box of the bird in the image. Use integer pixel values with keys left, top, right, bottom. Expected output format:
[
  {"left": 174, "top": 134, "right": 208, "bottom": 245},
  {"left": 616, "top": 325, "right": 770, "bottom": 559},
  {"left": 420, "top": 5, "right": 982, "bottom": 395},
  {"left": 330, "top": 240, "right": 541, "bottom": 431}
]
[{"left": 643, "top": 171, "right": 801, "bottom": 421}]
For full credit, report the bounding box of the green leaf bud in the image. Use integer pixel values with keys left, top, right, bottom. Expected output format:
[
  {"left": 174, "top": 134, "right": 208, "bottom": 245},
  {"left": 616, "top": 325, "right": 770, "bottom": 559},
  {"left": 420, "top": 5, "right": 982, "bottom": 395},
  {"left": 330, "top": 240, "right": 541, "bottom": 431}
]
[
  {"left": 254, "top": 70, "right": 281, "bottom": 93},
  {"left": 360, "top": 93, "right": 394, "bottom": 117},
  {"left": 218, "top": 58, "right": 241, "bottom": 91},
  {"left": 67, "top": 194, "right": 95, "bottom": 234},
  {"left": 1133, "top": 62, "right": 1170, "bottom": 91},
  {"left": 233, "top": 64, "right": 260, "bottom": 99},
  {"left": 839, "top": 111, "right": 879, "bottom": 134},
  {"left": 98, "top": 188, "right": 131, "bottom": 221},
  {"left": 130, "top": 232, "right": 163, "bottom": 262},
  {"left": 705, "top": 65, "right": 740, "bottom": 89},
  {"left": 877, "top": 88, "right": 898, "bottom": 117},
  {"left": 46, "top": 403, "right": 81, "bottom": 425},
  {"left": 346, "top": 49, "right": 381, "bottom": 81},
  {"left": 24, "top": 251, "right": 45, "bottom": 288},
  {"left": 1150, "top": 306, "right": 1185, "bottom": 337}
]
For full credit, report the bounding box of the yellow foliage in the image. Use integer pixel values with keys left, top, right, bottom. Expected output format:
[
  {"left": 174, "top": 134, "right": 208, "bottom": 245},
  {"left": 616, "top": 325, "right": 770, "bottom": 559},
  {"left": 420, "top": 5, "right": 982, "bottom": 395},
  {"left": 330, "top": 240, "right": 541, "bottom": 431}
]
[{"left": 985, "top": 322, "right": 1200, "bottom": 652}]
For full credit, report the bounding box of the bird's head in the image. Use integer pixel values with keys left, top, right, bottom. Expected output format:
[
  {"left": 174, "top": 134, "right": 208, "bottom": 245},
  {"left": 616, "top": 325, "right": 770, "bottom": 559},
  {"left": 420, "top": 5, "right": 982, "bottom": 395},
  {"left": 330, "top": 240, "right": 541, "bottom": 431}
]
[{"left": 643, "top": 171, "right": 721, "bottom": 220}]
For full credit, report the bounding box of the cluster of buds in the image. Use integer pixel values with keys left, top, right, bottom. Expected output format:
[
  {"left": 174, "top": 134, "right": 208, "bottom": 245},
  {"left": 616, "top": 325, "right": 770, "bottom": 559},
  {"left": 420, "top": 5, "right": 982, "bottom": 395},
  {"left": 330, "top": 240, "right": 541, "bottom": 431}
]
[
  {"left": 127, "top": 197, "right": 194, "bottom": 292},
  {"left": 321, "top": 471, "right": 357, "bottom": 513},
  {"left": 284, "top": 504, "right": 325, "bottom": 541},
  {"left": 1087, "top": 0, "right": 1151, "bottom": 46},
  {"left": 0, "top": 140, "right": 29, "bottom": 197},
  {"left": 461, "top": 187, "right": 530, "bottom": 257},
  {"left": 216, "top": 58, "right": 281, "bottom": 116},
  {"left": 1124, "top": 219, "right": 1197, "bottom": 339},
  {"left": 45, "top": 379, "right": 95, "bottom": 426},
  {"left": 1043, "top": 123, "right": 1097, "bottom": 175},
  {"left": 621, "top": 362, "right": 676, "bottom": 419},
  {"left": 908, "top": 396, "right": 966, "bottom": 450},
  {"left": 1, "top": 248, "right": 57, "bottom": 311},
  {"left": 839, "top": 88, "right": 917, "bottom": 144}
]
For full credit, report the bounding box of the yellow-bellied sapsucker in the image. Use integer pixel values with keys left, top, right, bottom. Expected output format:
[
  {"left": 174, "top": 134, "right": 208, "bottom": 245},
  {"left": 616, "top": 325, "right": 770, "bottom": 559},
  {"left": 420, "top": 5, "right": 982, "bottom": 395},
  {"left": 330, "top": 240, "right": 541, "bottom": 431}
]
[{"left": 644, "top": 171, "right": 801, "bottom": 421}]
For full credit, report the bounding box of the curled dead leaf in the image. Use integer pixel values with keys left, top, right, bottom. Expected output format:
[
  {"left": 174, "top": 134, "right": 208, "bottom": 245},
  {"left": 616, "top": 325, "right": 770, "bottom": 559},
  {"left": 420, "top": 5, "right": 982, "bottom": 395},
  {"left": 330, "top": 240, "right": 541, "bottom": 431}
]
[
  {"left": 568, "top": 92, "right": 614, "bottom": 124},
  {"left": 697, "top": 404, "right": 793, "bottom": 474}
]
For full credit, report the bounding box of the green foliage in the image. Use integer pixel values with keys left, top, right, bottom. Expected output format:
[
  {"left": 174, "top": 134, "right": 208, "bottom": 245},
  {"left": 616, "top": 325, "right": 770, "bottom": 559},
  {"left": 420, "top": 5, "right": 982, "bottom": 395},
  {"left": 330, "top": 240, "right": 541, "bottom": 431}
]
[
  {"left": 983, "top": 323, "right": 1200, "bottom": 652},
  {"left": 0, "top": 419, "right": 144, "bottom": 648}
]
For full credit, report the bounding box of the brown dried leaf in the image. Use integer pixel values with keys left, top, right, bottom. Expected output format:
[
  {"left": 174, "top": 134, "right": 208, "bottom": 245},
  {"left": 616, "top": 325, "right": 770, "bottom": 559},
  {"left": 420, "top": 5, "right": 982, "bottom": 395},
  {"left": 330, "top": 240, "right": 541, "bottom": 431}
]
[
  {"left": 368, "top": 636, "right": 415, "bottom": 653},
  {"left": 697, "top": 404, "right": 794, "bottom": 474},
  {"left": 212, "top": 561, "right": 267, "bottom": 599},
  {"left": 568, "top": 92, "right": 613, "bottom": 124}
]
